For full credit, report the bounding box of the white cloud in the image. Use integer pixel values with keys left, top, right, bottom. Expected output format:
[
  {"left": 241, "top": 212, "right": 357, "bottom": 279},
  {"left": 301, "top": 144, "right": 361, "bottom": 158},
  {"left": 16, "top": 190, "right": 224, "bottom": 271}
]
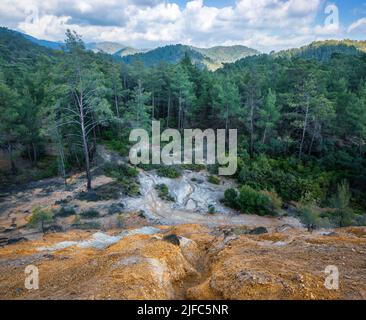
[
  {"left": 348, "top": 18, "right": 366, "bottom": 33},
  {"left": 0, "top": 0, "right": 354, "bottom": 52}
]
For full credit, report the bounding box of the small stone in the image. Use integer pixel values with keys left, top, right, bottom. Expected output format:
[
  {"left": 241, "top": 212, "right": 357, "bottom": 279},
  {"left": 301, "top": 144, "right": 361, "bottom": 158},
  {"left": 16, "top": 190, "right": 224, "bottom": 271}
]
[
  {"left": 163, "top": 234, "right": 180, "bottom": 246},
  {"left": 249, "top": 227, "right": 268, "bottom": 235}
]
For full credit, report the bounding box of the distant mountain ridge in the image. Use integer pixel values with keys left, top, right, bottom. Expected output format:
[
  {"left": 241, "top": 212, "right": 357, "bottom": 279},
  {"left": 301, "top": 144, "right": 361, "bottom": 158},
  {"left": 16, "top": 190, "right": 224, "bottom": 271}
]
[
  {"left": 274, "top": 40, "right": 366, "bottom": 61},
  {"left": 7, "top": 29, "right": 259, "bottom": 70},
  {"left": 193, "top": 45, "right": 259, "bottom": 64},
  {"left": 121, "top": 44, "right": 260, "bottom": 70},
  {"left": 2, "top": 28, "right": 365, "bottom": 71},
  {"left": 21, "top": 33, "right": 63, "bottom": 50}
]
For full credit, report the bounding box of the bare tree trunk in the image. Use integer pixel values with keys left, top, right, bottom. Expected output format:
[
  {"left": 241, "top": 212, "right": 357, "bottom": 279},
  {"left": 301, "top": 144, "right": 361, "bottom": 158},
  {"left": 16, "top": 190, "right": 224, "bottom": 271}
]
[
  {"left": 225, "top": 104, "right": 229, "bottom": 143},
  {"left": 167, "top": 90, "right": 171, "bottom": 128},
  {"left": 32, "top": 142, "right": 37, "bottom": 163},
  {"left": 308, "top": 123, "right": 317, "bottom": 156},
  {"left": 299, "top": 99, "right": 309, "bottom": 159},
  {"left": 8, "top": 144, "right": 17, "bottom": 175},
  {"left": 79, "top": 93, "right": 92, "bottom": 191},
  {"left": 249, "top": 96, "right": 254, "bottom": 157},
  {"left": 178, "top": 89, "right": 182, "bottom": 130},
  {"left": 262, "top": 127, "right": 267, "bottom": 144},
  {"left": 114, "top": 84, "right": 120, "bottom": 119}
]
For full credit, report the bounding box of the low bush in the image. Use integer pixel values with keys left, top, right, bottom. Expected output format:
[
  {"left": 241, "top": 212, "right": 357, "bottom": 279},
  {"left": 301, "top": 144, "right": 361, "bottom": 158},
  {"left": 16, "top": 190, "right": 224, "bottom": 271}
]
[
  {"left": 260, "top": 190, "right": 283, "bottom": 212},
  {"left": 208, "top": 175, "right": 220, "bottom": 185},
  {"left": 55, "top": 206, "right": 76, "bottom": 218},
  {"left": 28, "top": 207, "right": 54, "bottom": 232},
  {"left": 208, "top": 204, "right": 216, "bottom": 214},
  {"left": 236, "top": 185, "right": 274, "bottom": 216},
  {"left": 102, "top": 139, "right": 130, "bottom": 157},
  {"left": 236, "top": 155, "right": 333, "bottom": 204},
  {"left": 191, "top": 177, "right": 204, "bottom": 184},
  {"left": 116, "top": 214, "right": 124, "bottom": 228},
  {"left": 224, "top": 188, "right": 239, "bottom": 209},
  {"left": 180, "top": 164, "right": 206, "bottom": 172},
  {"left": 73, "top": 221, "right": 101, "bottom": 230},
  {"left": 104, "top": 163, "right": 139, "bottom": 180},
  {"left": 103, "top": 164, "right": 140, "bottom": 197},
  {"left": 223, "top": 185, "right": 280, "bottom": 216},
  {"left": 155, "top": 184, "right": 175, "bottom": 202},
  {"left": 80, "top": 209, "right": 100, "bottom": 219},
  {"left": 157, "top": 166, "right": 182, "bottom": 179}
]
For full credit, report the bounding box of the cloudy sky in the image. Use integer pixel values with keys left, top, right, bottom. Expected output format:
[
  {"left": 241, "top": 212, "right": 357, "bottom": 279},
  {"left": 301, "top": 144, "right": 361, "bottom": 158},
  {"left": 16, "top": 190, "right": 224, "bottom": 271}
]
[{"left": 0, "top": 0, "right": 365, "bottom": 52}]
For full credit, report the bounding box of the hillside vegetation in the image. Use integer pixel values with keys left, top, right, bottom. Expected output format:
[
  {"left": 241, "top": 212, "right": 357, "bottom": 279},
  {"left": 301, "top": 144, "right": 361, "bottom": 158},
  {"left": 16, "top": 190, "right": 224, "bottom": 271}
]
[
  {"left": 275, "top": 40, "right": 366, "bottom": 61},
  {"left": 0, "top": 27, "right": 366, "bottom": 227}
]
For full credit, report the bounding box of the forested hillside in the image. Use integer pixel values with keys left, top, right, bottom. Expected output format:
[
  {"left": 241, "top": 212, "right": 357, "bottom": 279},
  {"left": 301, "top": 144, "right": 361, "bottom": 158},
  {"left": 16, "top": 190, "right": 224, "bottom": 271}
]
[
  {"left": 1, "top": 27, "right": 366, "bottom": 228},
  {"left": 275, "top": 40, "right": 366, "bottom": 61},
  {"left": 121, "top": 44, "right": 259, "bottom": 70}
]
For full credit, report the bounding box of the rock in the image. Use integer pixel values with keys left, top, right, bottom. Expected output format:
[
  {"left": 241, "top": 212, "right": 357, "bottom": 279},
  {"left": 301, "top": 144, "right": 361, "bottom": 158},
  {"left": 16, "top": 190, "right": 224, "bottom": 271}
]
[
  {"left": 163, "top": 234, "right": 180, "bottom": 246},
  {"left": 291, "top": 273, "right": 305, "bottom": 283},
  {"left": 249, "top": 227, "right": 268, "bottom": 235},
  {"left": 275, "top": 224, "right": 293, "bottom": 233},
  {"left": 55, "top": 196, "right": 73, "bottom": 205},
  {"left": 43, "top": 254, "right": 55, "bottom": 260},
  {"left": 186, "top": 199, "right": 197, "bottom": 211},
  {"left": 223, "top": 234, "right": 239, "bottom": 245},
  {"left": 179, "top": 237, "right": 201, "bottom": 266},
  {"left": 44, "top": 225, "right": 64, "bottom": 233},
  {"left": 3, "top": 227, "right": 16, "bottom": 233},
  {"left": 223, "top": 228, "right": 234, "bottom": 238},
  {"left": 3, "top": 237, "right": 28, "bottom": 246},
  {"left": 138, "top": 210, "right": 146, "bottom": 219},
  {"left": 0, "top": 237, "right": 8, "bottom": 246}
]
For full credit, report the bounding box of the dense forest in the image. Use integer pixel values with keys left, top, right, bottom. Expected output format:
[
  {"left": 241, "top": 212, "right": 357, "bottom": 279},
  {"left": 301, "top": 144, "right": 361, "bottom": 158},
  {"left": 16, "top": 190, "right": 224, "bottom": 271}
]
[{"left": 1, "top": 27, "right": 366, "bottom": 228}]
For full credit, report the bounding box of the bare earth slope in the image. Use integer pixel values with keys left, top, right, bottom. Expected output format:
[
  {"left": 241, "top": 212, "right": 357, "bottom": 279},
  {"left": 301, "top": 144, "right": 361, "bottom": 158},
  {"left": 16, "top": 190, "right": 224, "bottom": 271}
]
[{"left": 0, "top": 224, "right": 365, "bottom": 300}]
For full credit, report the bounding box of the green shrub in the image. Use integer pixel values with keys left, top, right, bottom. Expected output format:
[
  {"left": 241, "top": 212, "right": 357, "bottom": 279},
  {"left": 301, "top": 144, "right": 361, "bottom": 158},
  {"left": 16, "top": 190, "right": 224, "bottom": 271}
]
[
  {"left": 77, "top": 182, "right": 125, "bottom": 201},
  {"left": 103, "top": 139, "right": 130, "bottom": 157},
  {"left": 207, "top": 164, "right": 219, "bottom": 175},
  {"left": 236, "top": 185, "right": 273, "bottom": 216},
  {"left": 224, "top": 185, "right": 278, "bottom": 216},
  {"left": 356, "top": 214, "right": 366, "bottom": 226},
  {"left": 116, "top": 214, "right": 124, "bottom": 228},
  {"left": 73, "top": 221, "right": 101, "bottom": 230},
  {"left": 155, "top": 184, "right": 175, "bottom": 202},
  {"left": 124, "top": 182, "right": 141, "bottom": 197},
  {"left": 208, "top": 204, "right": 216, "bottom": 214},
  {"left": 208, "top": 175, "right": 220, "bottom": 185},
  {"left": 322, "top": 209, "right": 355, "bottom": 228},
  {"left": 224, "top": 188, "right": 239, "bottom": 209},
  {"left": 28, "top": 207, "right": 54, "bottom": 232},
  {"left": 104, "top": 163, "right": 139, "bottom": 180},
  {"left": 180, "top": 164, "right": 206, "bottom": 172},
  {"left": 100, "top": 165, "right": 140, "bottom": 197},
  {"left": 330, "top": 180, "right": 351, "bottom": 210},
  {"left": 55, "top": 206, "right": 76, "bottom": 218},
  {"left": 236, "top": 155, "right": 332, "bottom": 204},
  {"left": 300, "top": 205, "right": 321, "bottom": 230},
  {"left": 136, "top": 163, "right": 160, "bottom": 171},
  {"left": 327, "top": 180, "right": 356, "bottom": 227},
  {"left": 34, "top": 157, "right": 59, "bottom": 180},
  {"left": 157, "top": 166, "right": 181, "bottom": 179},
  {"left": 80, "top": 209, "right": 100, "bottom": 219},
  {"left": 260, "top": 190, "right": 283, "bottom": 211}
]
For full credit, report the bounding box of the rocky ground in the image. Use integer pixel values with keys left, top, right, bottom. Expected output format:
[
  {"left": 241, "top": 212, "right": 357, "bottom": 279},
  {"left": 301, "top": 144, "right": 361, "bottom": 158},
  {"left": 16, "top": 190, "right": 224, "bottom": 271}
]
[
  {"left": 0, "top": 224, "right": 365, "bottom": 300},
  {"left": 0, "top": 146, "right": 365, "bottom": 300}
]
